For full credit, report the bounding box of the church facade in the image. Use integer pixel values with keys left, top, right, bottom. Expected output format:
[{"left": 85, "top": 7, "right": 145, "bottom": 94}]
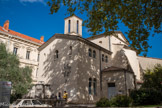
[
  {"left": 0, "top": 15, "right": 162, "bottom": 103},
  {"left": 36, "top": 15, "right": 162, "bottom": 103}
]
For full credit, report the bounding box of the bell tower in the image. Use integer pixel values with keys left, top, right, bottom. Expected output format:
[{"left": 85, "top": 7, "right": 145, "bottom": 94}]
[{"left": 64, "top": 15, "right": 82, "bottom": 36}]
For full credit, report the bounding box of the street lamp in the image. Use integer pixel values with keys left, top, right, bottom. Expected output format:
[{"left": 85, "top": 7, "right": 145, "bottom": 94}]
[{"left": 63, "top": 63, "right": 71, "bottom": 83}]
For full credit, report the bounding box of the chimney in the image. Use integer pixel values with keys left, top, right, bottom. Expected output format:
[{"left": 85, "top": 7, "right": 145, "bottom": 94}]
[
  {"left": 3, "top": 20, "right": 9, "bottom": 31},
  {"left": 40, "top": 36, "right": 44, "bottom": 42}
]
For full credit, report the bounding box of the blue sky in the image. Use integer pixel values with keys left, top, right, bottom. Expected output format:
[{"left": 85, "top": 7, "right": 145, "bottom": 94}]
[{"left": 0, "top": 0, "right": 162, "bottom": 59}]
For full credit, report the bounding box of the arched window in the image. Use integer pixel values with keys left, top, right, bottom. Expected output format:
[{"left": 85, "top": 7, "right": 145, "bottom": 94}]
[
  {"left": 77, "top": 20, "right": 79, "bottom": 34},
  {"left": 102, "top": 54, "right": 104, "bottom": 62},
  {"left": 105, "top": 56, "right": 108, "bottom": 63},
  {"left": 68, "top": 20, "right": 71, "bottom": 33},
  {"left": 54, "top": 50, "right": 59, "bottom": 59},
  {"left": 93, "top": 78, "right": 97, "bottom": 95},
  {"left": 69, "top": 46, "right": 72, "bottom": 55},
  {"left": 89, "top": 78, "right": 92, "bottom": 94},
  {"left": 93, "top": 50, "right": 96, "bottom": 58},
  {"left": 89, "top": 48, "right": 92, "bottom": 57}
]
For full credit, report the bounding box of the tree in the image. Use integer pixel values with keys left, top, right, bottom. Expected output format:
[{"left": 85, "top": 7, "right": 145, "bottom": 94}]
[
  {"left": 142, "top": 64, "right": 162, "bottom": 91},
  {"left": 130, "top": 64, "right": 162, "bottom": 105},
  {"left": 47, "top": 0, "right": 162, "bottom": 56},
  {"left": 0, "top": 43, "right": 32, "bottom": 100}
]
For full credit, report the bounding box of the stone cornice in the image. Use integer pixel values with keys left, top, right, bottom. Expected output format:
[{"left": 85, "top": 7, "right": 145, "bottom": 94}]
[{"left": 38, "top": 34, "right": 112, "bottom": 55}]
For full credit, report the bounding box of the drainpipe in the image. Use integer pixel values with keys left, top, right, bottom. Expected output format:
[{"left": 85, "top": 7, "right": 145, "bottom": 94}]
[
  {"left": 99, "top": 49, "right": 102, "bottom": 96},
  {"left": 108, "top": 36, "right": 111, "bottom": 51},
  {"left": 124, "top": 70, "right": 127, "bottom": 96},
  {"left": 134, "top": 75, "right": 137, "bottom": 90}
]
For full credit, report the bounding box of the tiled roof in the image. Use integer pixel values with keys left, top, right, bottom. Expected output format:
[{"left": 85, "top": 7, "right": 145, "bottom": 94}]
[{"left": 0, "top": 26, "right": 44, "bottom": 44}]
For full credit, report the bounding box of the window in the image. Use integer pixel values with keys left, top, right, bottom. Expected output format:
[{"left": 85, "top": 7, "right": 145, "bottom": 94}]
[
  {"left": 89, "top": 78, "right": 92, "bottom": 94},
  {"left": 93, "top": 50, "right": 96, "bottom": 58},
  {"left": 68, "top": 20, "right": 71, "bottom": 33},
  {"left": 37, "top": 54, "right": 40, "bottom": 62},
  {"left": 54, "top": 50, "right": 59, "bottom": 60},
  {"left": 89, "top": 48, "right": 92, "bottom": 57},
  {"left": 69, "top": 46, "right": 72, "bottom": 55},
  {"left": 99, "top": 41, "right": 102, "bottom": 43},
  {"left": 77, "top": 20, "right": 79, "bottom": 34},
  {"left": 22, "top": 100, "right": 32, "bottom": 105},
  {"left": 108, "top": 83, "right": 115, "bottom": 87},
  {"left": 102, "top": 54, "right": 104, "bottom": 62},
  {"left": 26, "top": 51, "right": 30, "bottom": 59},
  {"left": 13, "top": 47, "right": 18, "bottom": 55},
  {"left": 105, "top": 56, "right": 108, "bottom": 63},
  {"left": 32, "top": 100, "right": 41, "bottom": 105},
  {"left": 93, "top": 78, "right": 97, "bottom": 95}
]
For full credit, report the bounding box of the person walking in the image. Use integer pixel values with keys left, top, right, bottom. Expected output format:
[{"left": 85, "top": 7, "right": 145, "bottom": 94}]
[
  {"left": 58, "top": 92, "right": 62, "bottom": 106},
  {"left": 63, "top": 91, "right": 68, "bottom": 101}
]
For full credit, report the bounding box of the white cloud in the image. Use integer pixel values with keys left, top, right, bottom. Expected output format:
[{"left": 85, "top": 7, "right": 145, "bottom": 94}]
[{"left": 19, "top": 0, "right": 47, "bottom": 5}]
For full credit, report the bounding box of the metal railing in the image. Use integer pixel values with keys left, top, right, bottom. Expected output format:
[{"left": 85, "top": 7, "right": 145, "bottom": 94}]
[{"left": 38, "top": 99, "right": 66, "bottom": 107}]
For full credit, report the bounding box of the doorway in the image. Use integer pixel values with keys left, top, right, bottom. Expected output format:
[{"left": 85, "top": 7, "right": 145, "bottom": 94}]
[{"left": 107, "top": 83, "right": 116, "bottom": 99}]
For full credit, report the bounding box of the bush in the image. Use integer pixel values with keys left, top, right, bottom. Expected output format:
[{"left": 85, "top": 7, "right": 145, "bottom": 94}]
[
  {"left": 96, "top": 95, "right": 132, "bottom": 107},
  {"left": 10, "top": 93, "right": 22, "bottom": 103},
  {"left": 96, "top": 97, "right": 111, "bottom": 107},
  {"left": 110, "top": 95, "right": 133, "bottom": 107},
  {"left": 130, "top": 88, "right": 162, "bottom": 106}
]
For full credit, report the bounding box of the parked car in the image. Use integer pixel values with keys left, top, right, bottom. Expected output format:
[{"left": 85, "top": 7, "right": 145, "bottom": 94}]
[{"left": 10, "top": 99, "right": 52, "bottom": 108}]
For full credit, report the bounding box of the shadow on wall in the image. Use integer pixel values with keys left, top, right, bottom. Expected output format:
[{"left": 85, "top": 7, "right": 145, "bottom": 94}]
[
  {"left": 111, "top": 50, "right": 128, "bottom": 69},
  {"left": 76, "top": 42, "right": 101, "bottom": 103},
  {"left": 40, "top": 36, "right": 111, "bottom": 103},
  {"left": 102, "top": 71, "right": 126, "bottom": 97},
  {"left": 40, "top": 38, "right": 98, "bottom": 103},
  {"left": 42, "top": 39, "right": 79, "bottom": 99}
]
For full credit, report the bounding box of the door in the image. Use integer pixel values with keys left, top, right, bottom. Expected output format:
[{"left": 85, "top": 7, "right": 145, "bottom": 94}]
[{"left": 107, "top": 83, "right": 116, "bottom": 99}]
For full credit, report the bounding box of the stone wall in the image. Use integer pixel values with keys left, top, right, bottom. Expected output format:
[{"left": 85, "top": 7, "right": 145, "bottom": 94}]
[
  {"left": 38, "top": 38, "right": 80, "bottom": 102},
  {"left": 102, "top": 71, "right": 135, "bottom": 98}
]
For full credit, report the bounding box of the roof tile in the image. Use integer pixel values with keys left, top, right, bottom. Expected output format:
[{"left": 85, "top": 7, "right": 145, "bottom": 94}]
[{"left": 0, "top": 26, "right": 44, "bottom": 44}]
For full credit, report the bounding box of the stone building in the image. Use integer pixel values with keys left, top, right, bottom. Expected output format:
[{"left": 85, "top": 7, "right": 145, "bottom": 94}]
[
  {"left": 0, "top": 15, "right": 162, "bottom": 103},
  {"left": 37, "top": 15, "right": 162, "bottom": 103}
]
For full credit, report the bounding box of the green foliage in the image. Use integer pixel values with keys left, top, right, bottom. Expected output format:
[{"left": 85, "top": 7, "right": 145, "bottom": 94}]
[
  {"left": 0, "top": 43, "right": 32, "bottom": 101},
  {"left": 47, "top": 0, "right": 162, "bottom": 56},
  {"left": 97, "top": 65, "right": 162, "bottom": 107},
  {"left": 142, "top": 64, "right": 162, "bottom": 91},
  {"left": 96, "top": 97, "right": 111, "bottom": 107},
  {"left": 110, "top": 95, "right": 133, "bottom": 107},
  {"left": 130, "top": 65, "right": 162, "bottom": 106},
  {"left": 130, "top": 88, "right": 162, "bottom": 106},
  {"left": 96, "top": 95, "right": 132, "bottom": 107}
]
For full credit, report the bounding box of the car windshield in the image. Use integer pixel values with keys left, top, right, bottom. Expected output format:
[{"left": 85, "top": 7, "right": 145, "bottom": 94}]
[
  {"left": 32, "top": 100, "right": 41, "bottom": 105},
  {"left": 12, "top": 100, "right": 21, "bottom": 105},
  {"left": 22, "top": 100, "right": 32, "bottom": 105}
]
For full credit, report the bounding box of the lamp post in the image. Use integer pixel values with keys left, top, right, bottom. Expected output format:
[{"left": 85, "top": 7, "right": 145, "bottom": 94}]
[{"left": 63, "top": 63, "right": 71, "bottom": 90}]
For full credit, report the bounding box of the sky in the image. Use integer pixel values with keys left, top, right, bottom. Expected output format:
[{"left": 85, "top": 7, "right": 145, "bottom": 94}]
[{"left": 0, "top": 0, "right": 162, "bottom": 59}]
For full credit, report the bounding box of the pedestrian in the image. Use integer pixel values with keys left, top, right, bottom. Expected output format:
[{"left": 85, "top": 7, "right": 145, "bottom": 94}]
[
  {"left": 63, "top": 91, "right": 68, "bottom": 101},
  {"left": 58, "top": 92, "right": 61, "bottom": 100},
  {"left": 58, "top": 92, "right": 62, "bottom": 106},
  {"left": 50, "top": 93, "right": 55, "bottom": 99},
  {"left": 50, "top": 93, "right": 56, "bottom": 107}
]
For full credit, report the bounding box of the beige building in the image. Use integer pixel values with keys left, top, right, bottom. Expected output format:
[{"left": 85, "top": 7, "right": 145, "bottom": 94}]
[
  {"left": 0, "top": 15, "right": 162, "bottom": 103},
  {"left": 0, "top": 20, "right": 44, "bottom": 83}
]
